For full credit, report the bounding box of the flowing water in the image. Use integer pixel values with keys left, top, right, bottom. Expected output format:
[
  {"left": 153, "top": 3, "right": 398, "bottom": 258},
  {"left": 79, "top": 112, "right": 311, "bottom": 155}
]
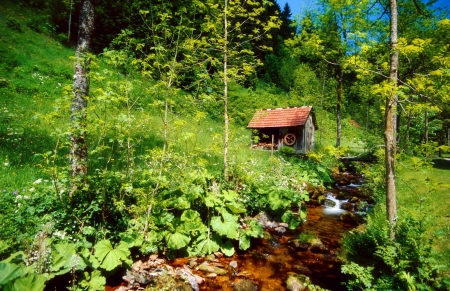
[
  {"left": 168, "top": 172, "right": 367, "bottom": 291},
  {"left": 107, "top": 172, "right": 367, "bottom": 291}
]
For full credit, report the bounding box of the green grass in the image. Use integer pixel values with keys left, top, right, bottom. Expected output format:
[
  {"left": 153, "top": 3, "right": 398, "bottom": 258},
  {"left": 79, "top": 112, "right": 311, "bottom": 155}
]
[
  {"left": 397, "top": 156, "right": 450, "bottom": 272},
  {"left": 0, "top": 1, "right": 74, "bottom": 192}
]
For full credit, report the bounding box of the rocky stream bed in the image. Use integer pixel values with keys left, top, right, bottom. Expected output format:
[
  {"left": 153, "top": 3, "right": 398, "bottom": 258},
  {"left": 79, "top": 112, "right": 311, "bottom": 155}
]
[{"left": 106, "top": 171, "right": 373, "bottom": 291}]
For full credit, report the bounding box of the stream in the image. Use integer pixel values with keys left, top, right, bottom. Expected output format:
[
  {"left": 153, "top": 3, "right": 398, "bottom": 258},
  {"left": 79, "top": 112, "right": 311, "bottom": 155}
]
[
  {"left": 169, "top": 172, "right": 368, "bottom": 291},
  {"left": 108, "top": 171, "right": 370, "bottom": 291}
]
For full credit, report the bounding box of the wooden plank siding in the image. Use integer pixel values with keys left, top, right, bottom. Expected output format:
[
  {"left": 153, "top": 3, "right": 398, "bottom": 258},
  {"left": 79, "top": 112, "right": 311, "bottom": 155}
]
[{"left": 247, "top": 106, "right": 318, "bottom": 154}]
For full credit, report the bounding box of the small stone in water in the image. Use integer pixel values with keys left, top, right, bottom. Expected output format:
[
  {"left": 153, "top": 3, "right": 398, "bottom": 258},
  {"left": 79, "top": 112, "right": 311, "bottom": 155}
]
[
  {"left": 233, "top": 279, "right": 257, "bottom": 291},
  {"left": 274, "top": 226, "right": 286, "bottom": 234}
]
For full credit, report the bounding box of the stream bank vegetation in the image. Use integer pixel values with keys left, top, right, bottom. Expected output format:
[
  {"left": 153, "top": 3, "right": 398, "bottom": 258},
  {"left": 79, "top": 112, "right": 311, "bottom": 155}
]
[{"left": 1, "top": 0, "right": 450, "bottom": 290}]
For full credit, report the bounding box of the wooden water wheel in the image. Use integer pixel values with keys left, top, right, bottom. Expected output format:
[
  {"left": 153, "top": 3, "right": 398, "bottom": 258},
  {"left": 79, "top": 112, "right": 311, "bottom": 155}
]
[{"left": 283, "top": 133, "right": 296, "bottom": 146}]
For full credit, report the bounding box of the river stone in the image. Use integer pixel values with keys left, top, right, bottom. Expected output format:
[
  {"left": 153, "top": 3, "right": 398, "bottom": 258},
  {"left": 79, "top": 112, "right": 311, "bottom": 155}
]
[
  {"left": 286, "top": 274, "right": 311, "bottom": 291},
  {"left": 350, "top": 196, "right": 360, "bottom": 203},
  {"left": 198, "top": 262, "right": 228, "bottom": 275},
  {"left": 176, "top": 266, "right": 200, "bottom": 291},
  {"left": 291, "top": 240, "right": 310, "bottom": 251},
  {"left": 229, "top": 260, "right": 238, "bottom": 275},
  {"left": 233, "top": 279, "right": 257, "bottom": 291},
  {"left": 340, "top": 212, "right": 363, "bottom": 224},
  {"left": 309, "top": 238, "right": 328, "bottom": 253},
  {"left": 274, "top": 226, "right": 286, "bottom": 234},
  {"left": 323, "top": 199, "right": 337, "bottom": 208},
  {"left": 279, "top": 222, "right": 289, "bottom": 228},
  {"left": 123, "top": 269, "right": 152, "bottom": 285},
  {"left": 335, "top": 192, "right": 350, "bottom": 200},
  {"left": 340, "top": 202, "right": 354, "bottom": 211}
]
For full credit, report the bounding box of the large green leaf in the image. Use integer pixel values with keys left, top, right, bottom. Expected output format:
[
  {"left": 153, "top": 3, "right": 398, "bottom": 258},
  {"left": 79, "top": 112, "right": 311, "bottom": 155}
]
[
  {"left": 0, "top": 263, "right": 23, "bottom": 285},
  {"left": 120, "top": 232, "right": 143, "bottom": 248},
  {"left": 195, "top": 233, "right": 221, "bottom": 255},
  {"left": 80, "top": 270, "right": 106, "bottom": 291},
  {"left": 94, "top": 240, "right": 131, "bottom": 271},
  {"left": 242, "top": 219, "right": 263, "bottom": 238},
  {"left": 268, "top": 191, "right": 290, "bottom": 211},
  {"left": 226, "top": 200, "right": 246, "bottom": 214},
  {"left": 165, "top": 232, "right": 190, "bottom": 250},
  {"left": 221, "top": 240, "right": 235, "bottom": 257},
  {"left": 282, "top": 210, "right": 300, "bottom": 229},
  {"left": 210, "top": 208, "right": 239, "bottom": 239},
  {"left": 222, "top": 190, "right": 238, "bottom": 201},
  {"left": 239, "top": 233, "right": 251, "bottom": 251},
  {"left": 51, "top": 242, "right": 79, "bottom": 275},
  {"left": 179, "top": 210, "right": 207, "bottom": 232},
  {"left": 11, "top": 273, "right": 46, "bottom": 291},
  {"left": 205, "top": 192, "right": 221, "bottom": 207}
]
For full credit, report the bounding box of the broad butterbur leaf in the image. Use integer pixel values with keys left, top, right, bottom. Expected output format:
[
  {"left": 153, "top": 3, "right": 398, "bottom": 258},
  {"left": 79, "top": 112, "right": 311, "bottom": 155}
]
[
  {"left": 282, "top": 210, "right": 300, "bottom": 230},
  {"left": 221, "top": 240, "right": 235, "bottom": 257},
  {"left": 239, "top": 233, "right": 251, "bottom": 251},
  {"left": 165, "top": 232, "right": 190, "bottom": 250},
  {"left": 194, "top": 233, "right": 221, "bottom": 255},
  {"left": 52, "top": 242, "right": 79, "bottom": 275},
  {"left": 0, "top": 262, "right": 23, "bottom": 285},
  {"left": 12, "top": 273, "right": 46, "bottom": 291},
  {"left": 211, "top": 209, "right": 239, "bottom": 239},
  {"left": 226, "top": 200, "right": 246, "bottom": 214},
  {"left": 80, "top": 270, "right": 106, "bottom": 291},
  {"left": 94, "top": 240, "right": 131, "bottom": 271},
  {"left": 242, "top": 219, "right": 263, "bottom": 238}
]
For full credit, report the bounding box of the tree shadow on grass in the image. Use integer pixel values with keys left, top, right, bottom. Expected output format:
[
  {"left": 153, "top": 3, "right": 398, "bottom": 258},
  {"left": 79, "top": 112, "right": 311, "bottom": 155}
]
[{"left": 432, "top": 158, "right": 450, "bottom": 170}]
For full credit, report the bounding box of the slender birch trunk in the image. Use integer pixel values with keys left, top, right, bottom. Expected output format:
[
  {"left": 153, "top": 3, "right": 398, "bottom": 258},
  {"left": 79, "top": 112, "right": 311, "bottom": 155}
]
[
  {"left": 385, "top": 0, "right": 398, "bottom": 237},
  {"left": 70, "top": 0, "right": 94, "bottom": 197},
  {"left": 223, "top": 0, "right": 229, "bottom": 181}
]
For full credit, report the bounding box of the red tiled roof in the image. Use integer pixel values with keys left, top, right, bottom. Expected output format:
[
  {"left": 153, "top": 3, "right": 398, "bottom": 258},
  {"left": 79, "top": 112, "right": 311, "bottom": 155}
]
[{"left": 247, "top": 106, "right": 314, "bottom": 128}]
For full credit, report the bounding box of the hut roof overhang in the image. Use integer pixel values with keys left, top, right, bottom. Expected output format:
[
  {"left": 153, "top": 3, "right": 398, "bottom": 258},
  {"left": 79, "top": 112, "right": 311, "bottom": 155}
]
[{"left": 247, "top": 106, "right": 318, "bottom": 130}]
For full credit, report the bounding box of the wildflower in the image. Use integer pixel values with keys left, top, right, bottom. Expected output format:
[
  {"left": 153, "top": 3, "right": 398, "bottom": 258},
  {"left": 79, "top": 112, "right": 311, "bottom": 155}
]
[
  {"left": 3, "top": 162, "right": 8, "bottom": 166},
  {"left": 33, "top": 178, "right": 42, "bottom": 184},
  {"left": 29, "top": 187, "right": 35, "bottom": 192}
]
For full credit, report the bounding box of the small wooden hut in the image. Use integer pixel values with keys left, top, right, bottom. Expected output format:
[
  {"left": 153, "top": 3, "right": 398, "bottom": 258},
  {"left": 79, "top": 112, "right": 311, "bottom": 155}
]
[{"left": 247, "top": 106, "right": 318, "bottom": 153}]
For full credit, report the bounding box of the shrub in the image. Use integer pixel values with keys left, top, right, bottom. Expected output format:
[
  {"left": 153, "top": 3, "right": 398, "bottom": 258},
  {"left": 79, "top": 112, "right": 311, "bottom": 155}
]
[{"left": 341, "top": 207, "right": 450, "bottom": 290}]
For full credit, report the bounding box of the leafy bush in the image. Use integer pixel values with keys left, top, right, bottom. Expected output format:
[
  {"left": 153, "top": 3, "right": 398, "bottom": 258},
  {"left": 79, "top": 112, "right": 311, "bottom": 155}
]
[{"left": 341, "top": 207, "right": 450, "bottom": 290}]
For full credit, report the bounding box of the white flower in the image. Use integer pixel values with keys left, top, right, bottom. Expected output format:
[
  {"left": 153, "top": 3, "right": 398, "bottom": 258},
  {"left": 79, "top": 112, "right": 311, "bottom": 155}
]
[
  {"left": 33, "top": 178, "right": 42, "bottom": 184},
  {"left": 3, "top": 162, "right": 8, "bottom": 166},
  {"left": 29, "top": 187, "right": 35, "bottom": 192}
]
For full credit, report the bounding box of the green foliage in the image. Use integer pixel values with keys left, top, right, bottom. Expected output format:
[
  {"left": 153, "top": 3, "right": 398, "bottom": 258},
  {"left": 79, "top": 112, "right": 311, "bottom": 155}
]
[
  {"left": 94, "top": 240, "right": 131, "bottom": 271},
  {"left": 0, "top": 251, "right": 47, "bottom": 291},
  {"left": 341, "top": 207, "right": 450, "bottom": 290}
]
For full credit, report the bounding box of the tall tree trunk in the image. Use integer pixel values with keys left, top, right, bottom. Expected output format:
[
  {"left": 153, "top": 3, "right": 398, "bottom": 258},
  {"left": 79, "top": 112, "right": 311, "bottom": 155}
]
[
  {"left": 223, "top": 0, "right": 229, "bottom": 181},
  {"left": 68, "top": 0, "right": 73, "bottom": 42},
  {"left": 70, "top": 0, "right": 94, "bottom": 197},
  {"left": 385, "top": 0, "right": 398, "bottom": 237},
  {"left": 405, "top": 108, "right": 412, "bottom": 153},
  {"left": 424, "top": 109, "right": 429, "bottom": 144},
  {"left": 336, "top": 67, "right": 343, "bottom": 147}
]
